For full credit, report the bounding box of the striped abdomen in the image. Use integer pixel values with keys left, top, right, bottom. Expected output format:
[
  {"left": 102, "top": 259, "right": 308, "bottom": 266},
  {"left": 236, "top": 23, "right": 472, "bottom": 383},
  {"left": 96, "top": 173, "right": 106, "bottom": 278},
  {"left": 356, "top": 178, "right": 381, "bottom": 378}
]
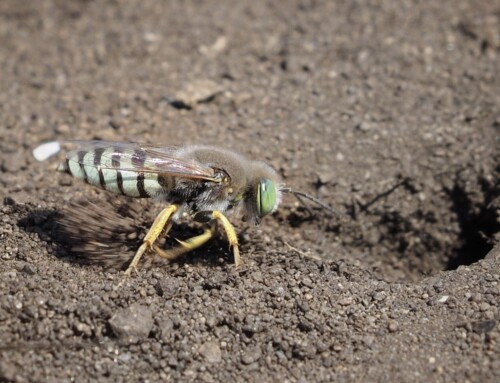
[{"left": 61, "top": 148, "right": 166, "bottom": 198}]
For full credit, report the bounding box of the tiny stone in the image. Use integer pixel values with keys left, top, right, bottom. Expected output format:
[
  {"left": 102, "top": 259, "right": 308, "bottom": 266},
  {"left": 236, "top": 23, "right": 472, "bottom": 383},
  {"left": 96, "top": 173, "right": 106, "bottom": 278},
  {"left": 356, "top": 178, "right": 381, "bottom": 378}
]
[
  {"left": 23, "top": 304, "right": 37, "bottom": 318},
  {"left": 199, "top": 341, "right": 222, "bottom": 363},
  {"left": 373, "top": 291, "right": 386, "bottom": 301},
  {"left": 75, "top": 321, "right": 92, "bottom": 337},
  {"left": 298, "top": 320, "right": 314, "bottom": 332},
  {"left": 59, "top": 178, "right": 73, "bottom": 186},
  {"left": 167, "top": 356, "right": 178, "bottom": 367},
  {"left": 301, "top": 277, "right": 314, "bottom": 288},
  {"left": 363, "top": 335, "right": 374, "bottom": 347},
  {"left": 159, "top": 318, "right": 174, "bottom": 341},
  {"left": 338, "top": 298, "right": 352, "bottom": 306},
  {"left": 205, "top": 315, "right": 217, "bottom": 329},
  {"left": 480, "top": 302, "right": 490, "bottom": 311},
  {"left": 56, "top": 124, "right": 70, "bottom": 134},
  {"left": 437, "top": 295, "right": 449, "bottom": 303},
  {"left": 357, "top": 121, "right": 372, "bottom": 132},
  {"left": 118, "top": 353, "right": 132, "bottom": 363},
  {"left": 471, "top": 319, "right": 497, "bottom": 334},
  {"left": 484, "top": 311, "right": 495, "bottom": 320},
  {"left": 169, "top": 79, "right": 223, "bottom": 109},
  {"left": 388, "top": 321, "right": 399, "bottom": 332},
  {"left": 241, "top": 347, "right": 262, "bottom": 365},
  {"left": 316, "top": 171, "right": 335, "bottom": 185},
  {"left": 297, "top": 300, "right": 310, "bottom": 313},
  {"left": 109, "top": 303, "right": 154, "bottom": 343},
  {"left": 21, "top": 264, "right": 36, "bottom": 275}
]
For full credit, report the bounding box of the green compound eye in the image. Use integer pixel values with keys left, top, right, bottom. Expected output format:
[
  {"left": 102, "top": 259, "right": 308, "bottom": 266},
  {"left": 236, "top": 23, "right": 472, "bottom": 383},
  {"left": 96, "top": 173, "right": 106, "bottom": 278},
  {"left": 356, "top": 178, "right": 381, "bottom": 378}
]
[{"left": 257, "top": 179, "right": 277, "bottom": 217}]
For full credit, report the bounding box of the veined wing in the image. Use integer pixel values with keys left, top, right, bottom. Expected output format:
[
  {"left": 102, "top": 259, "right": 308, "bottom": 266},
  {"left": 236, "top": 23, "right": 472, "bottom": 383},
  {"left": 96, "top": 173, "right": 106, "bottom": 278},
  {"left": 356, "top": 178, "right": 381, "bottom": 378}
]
[{"left": 64, "top": 140, "right": 217, "bottom": 181}]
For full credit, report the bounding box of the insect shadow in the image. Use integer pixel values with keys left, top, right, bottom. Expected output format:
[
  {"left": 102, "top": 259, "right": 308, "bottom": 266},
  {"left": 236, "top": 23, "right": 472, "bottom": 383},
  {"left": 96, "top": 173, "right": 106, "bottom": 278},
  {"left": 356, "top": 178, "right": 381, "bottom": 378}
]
[{"left": 18, "top": 199, "right": 234, "bottom": 271}]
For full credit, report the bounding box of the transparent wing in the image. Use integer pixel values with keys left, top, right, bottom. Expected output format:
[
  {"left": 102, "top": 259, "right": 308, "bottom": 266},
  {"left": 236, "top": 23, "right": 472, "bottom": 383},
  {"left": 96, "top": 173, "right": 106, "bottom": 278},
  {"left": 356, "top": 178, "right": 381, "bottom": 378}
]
[{"left": 63, "top": 140, "right": 217, "bottom": 181}]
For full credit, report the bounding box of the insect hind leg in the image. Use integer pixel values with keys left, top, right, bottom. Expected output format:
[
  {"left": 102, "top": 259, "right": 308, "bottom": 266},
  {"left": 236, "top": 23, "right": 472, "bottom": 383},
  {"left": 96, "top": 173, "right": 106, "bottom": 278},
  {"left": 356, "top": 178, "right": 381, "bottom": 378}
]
[
  {"left": 124, "top": 204, "right": 177, "bottom": 276},
  {"left": 152, "top": 221, "right": 218, "bottom": 261},
  {"left": 155, "top": 210, "right": 240, "bottom": 268}
]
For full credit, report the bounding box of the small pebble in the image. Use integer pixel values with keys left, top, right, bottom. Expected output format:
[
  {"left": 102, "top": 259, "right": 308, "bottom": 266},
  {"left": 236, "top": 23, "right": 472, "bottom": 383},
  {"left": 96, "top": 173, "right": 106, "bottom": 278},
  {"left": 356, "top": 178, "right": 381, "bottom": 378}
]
[
  {"left": 388, "top": 321, "right": 399, "bottom": 333},
  {"left": 109, "top": 303, "right": 154, "bottom": 343},
  {"left": 241, "top": 347, "right": 262, "bottom": 365},
  {"left": 199, "top": 341, "right": 222, "bottom": 363},
  {"left": 437, "top": 295, "right": 449, "bottom": 303}
]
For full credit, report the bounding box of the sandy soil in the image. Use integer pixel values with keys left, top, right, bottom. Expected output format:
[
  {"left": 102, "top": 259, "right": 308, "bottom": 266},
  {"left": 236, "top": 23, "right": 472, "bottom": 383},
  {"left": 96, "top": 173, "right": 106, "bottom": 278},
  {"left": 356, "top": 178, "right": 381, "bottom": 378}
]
[{"left": 0, "top": 0, "right": 499, "bottom": 382}]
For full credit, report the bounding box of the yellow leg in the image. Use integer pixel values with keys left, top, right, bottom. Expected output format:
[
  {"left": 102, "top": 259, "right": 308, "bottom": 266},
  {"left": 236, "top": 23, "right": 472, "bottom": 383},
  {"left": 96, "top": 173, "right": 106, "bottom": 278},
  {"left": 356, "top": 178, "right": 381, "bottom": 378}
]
[
  {"left": 212, "top": 211, "right": 241, "bottom": 268},
  {"left": 152, "top": 221, "right": 218, "bottom": 261},
  {"left": 124, "top": 205, "right": 177, "bottom": 276},
  {"left": 153, "top": 211, "right": 240, "bottom": 267}
]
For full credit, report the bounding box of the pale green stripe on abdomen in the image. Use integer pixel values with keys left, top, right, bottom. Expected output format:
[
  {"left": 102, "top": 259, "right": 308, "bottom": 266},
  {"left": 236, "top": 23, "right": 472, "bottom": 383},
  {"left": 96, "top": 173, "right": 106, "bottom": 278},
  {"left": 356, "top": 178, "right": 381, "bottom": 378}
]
[
  {"left": 67, "top": 148, "right": 165, "bottom": 198},
  {"left": 82, "top": 151, "right": 101, "bottom": 188}
]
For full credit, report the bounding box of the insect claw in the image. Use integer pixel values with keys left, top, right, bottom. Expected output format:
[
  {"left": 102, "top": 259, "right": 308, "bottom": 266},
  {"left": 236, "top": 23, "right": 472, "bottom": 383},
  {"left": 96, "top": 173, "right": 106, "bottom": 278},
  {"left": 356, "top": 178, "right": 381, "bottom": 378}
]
[
  {"left": 174, "top": 238, "right": 190, "bottom": 248},
  {"left": 123, "top": 265, "right": 136, "bottom": 277},
  {"left": 232, "top": 245, "right": 241, "bottom": 269}
]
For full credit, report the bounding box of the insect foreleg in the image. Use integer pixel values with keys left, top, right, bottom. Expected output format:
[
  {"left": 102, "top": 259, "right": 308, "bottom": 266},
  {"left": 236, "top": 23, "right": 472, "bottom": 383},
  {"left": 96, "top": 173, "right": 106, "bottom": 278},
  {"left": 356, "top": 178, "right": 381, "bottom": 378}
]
[
  {"left": 192, "top": 210, "right": 241, "bottom": 267},
  {"left": 211, "top": 211, "right": 241, "bottom": 268},
  {"left": 124, "top": 204, "right": 178, "bottom": 276}
]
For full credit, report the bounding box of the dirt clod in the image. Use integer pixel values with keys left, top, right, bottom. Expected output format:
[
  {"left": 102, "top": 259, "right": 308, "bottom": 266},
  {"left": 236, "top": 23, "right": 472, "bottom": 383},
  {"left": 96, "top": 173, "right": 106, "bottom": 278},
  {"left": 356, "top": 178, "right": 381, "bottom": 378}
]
[
  {"left": 109, "top": 303, "right": 154, "bottom": 344},
  {"left": 199, "top": 341, "right": 222, "bottom": 364}
]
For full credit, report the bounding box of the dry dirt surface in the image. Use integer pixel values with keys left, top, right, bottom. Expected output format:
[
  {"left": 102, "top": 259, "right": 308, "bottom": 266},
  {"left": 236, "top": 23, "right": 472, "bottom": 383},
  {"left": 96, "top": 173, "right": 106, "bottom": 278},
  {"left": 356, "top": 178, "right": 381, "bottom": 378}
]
[{"left": 0, "top": 1, "right": 499, "bottom": 382}]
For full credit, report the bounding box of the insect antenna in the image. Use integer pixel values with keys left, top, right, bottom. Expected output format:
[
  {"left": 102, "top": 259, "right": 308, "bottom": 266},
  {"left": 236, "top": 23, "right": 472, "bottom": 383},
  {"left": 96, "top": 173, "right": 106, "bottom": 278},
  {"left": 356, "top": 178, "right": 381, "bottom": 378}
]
[{"left": 280, "top": 187, "right": 341, "bottom": 217}]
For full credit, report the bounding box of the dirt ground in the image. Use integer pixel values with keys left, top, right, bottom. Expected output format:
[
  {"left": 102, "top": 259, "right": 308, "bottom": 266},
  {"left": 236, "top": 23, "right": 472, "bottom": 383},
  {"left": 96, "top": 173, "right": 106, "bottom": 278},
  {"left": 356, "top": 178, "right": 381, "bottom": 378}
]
[{"left": 0, "top": 0, "right": 499, "bottom": 382}]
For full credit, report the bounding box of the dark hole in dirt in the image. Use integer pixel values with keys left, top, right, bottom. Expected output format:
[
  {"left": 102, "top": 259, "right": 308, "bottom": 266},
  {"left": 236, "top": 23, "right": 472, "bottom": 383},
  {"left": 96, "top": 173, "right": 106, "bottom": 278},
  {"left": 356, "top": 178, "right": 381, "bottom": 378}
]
[
  {"left": 445, "top": 177, "right": 499, "bottom": 270},
  {"left": 343, "top": 168, "right": 499, "bottom": 281},
  {"left": 281, "top": 163, "right": 499, "bottom": 282}
]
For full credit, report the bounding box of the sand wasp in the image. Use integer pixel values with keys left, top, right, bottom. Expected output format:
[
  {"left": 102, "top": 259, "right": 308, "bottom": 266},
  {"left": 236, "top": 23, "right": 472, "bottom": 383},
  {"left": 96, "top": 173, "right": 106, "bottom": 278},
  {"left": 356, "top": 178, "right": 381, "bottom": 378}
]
[{"left": 34, "top": 140, "right": 336, "bottom": 274}]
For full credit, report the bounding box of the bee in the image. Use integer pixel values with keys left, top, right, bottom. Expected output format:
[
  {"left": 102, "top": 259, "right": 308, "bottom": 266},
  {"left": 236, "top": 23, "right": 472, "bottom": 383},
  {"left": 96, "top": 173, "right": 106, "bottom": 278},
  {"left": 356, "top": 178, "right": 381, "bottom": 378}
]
[{"left": 33, "top": 140, "right": 336, "bottom": 275}]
